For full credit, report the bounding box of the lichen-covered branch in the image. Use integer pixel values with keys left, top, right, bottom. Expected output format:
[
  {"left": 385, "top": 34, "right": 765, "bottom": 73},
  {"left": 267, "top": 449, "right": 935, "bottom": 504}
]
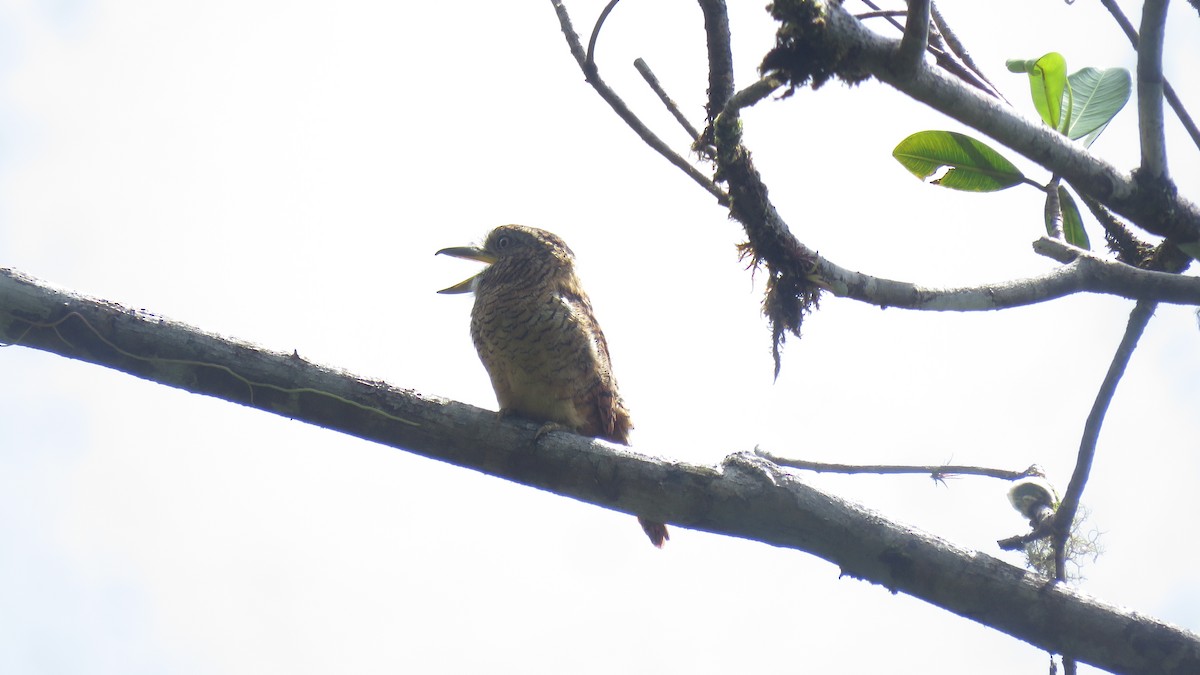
[
  {"left": 2, "top": 266, "right": 1198, "bottom": 675},
  {"left": 711, "top": 78, "right": 823, "bottom": 375},
  {"left": 818, "top": 236, "right": 1200, "bottom": 309}
]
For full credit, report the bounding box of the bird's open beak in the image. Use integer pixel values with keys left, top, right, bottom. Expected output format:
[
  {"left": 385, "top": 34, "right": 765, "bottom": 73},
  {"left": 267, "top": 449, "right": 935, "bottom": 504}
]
[{"left": 435, "top": 245, "right": 496, "bottom": 294}]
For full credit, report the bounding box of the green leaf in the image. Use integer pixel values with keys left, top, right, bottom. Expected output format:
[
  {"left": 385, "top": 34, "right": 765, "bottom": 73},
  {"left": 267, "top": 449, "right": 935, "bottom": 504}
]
[
  {"left": 1016, "top": 53, "right": 1069, "bottom": 130},
  {"left": 1065, "top": 67, "right": 1131, "bottom": 145},
  {"left": 893, "top": 131, "right": 1026, "bottom": 192},
  {"left": 1057, "top": 186, "right": 1090, "bottom": 249}
]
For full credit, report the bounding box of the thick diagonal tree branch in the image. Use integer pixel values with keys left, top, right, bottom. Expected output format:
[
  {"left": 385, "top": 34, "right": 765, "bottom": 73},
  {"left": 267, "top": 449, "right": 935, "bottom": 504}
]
[{"left": 1, "top": 266, "right": 1198, "bottom": 675}]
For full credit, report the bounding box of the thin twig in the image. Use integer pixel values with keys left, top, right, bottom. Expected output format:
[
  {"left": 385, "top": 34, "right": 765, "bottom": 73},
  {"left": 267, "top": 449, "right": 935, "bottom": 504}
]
[
  {"left": 1136, "top": 0, "right": 1170, "bottom": 178},
  {"left": 927, "top": 50, "right": 1000, "bottom": 99},
  {"left": 858, "top": 0, "right": 906, "bottom": 33},
  {"left": 929, "top": 1, "right": 1006, "bottom": 102},
  {"left": 860, "top": 0, "right": 996, "bottom": 97},
  {"left": 633, "top": 58, "right": 701, "bottom": 141},
  {"left": 550, "top": 0, "right": 728, "bottom": 204},
  {"left": 1052, "top": 300, "right": 1157, "bottom": 580},
  {"left": 1097, "top": 0, "right": 1200, "bottom": 152},
  {"left": 585, "top": 0, "right": 621, "bottom": 71},
  {"left": 998, "top": 525, "right": 1055, "bottom": 551},
  {"left": 726, "top": 76, "right": 782, "bottom": 111},
  {"left": 817, "top": 238, "right": 1200, "bottom": 310},
  {"left": 855, "top": 10, "right": 906, "bottom": 21},
  {"left": 758, "top": 449, "right": 1042, "bottom": 481}
]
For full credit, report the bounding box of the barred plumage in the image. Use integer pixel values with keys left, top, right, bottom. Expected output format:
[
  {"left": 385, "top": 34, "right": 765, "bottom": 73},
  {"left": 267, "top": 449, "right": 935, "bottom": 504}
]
[{"left": 438, "top": 225, "right": 667, "bottom": 547}]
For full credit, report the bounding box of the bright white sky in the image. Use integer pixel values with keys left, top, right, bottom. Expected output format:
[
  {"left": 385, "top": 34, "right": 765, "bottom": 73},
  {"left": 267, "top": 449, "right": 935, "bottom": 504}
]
[{"left": 2, "top": 1, "right": 1198, "bottom": 673}]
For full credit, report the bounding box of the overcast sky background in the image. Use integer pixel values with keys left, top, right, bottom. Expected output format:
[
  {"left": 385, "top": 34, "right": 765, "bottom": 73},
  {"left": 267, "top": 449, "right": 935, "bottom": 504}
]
[{"left": 2, "top": 1, "right": 1199, "bottom": 673}]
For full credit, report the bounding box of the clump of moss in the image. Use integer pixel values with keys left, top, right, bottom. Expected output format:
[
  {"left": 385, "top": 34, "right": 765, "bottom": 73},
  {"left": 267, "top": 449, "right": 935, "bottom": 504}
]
[{"left": 761, "top": 0, "right": 870, "bottom": 94}]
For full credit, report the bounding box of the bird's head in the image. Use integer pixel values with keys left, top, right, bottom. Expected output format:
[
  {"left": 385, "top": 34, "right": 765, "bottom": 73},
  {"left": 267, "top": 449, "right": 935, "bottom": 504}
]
[{"left": 436, "top": 225, "right": 577, "bottom": 294}]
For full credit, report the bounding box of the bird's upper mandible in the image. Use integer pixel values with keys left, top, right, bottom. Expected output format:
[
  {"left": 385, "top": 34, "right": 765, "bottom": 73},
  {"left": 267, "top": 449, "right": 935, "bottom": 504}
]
[{"left": 436, "top": 224, "right": 577, "bottom": 295}]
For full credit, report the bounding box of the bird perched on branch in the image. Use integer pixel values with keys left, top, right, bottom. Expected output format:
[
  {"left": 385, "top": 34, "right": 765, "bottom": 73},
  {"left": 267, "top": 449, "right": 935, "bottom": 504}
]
[{"left": 437, "top": 225, "right": 669, "bottom": 548}]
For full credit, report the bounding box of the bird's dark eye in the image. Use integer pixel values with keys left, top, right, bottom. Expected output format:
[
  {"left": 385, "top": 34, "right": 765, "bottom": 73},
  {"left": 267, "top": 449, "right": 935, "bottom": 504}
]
[{"left": 496, "top": 235, "right": 511, "bottom": 250}]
